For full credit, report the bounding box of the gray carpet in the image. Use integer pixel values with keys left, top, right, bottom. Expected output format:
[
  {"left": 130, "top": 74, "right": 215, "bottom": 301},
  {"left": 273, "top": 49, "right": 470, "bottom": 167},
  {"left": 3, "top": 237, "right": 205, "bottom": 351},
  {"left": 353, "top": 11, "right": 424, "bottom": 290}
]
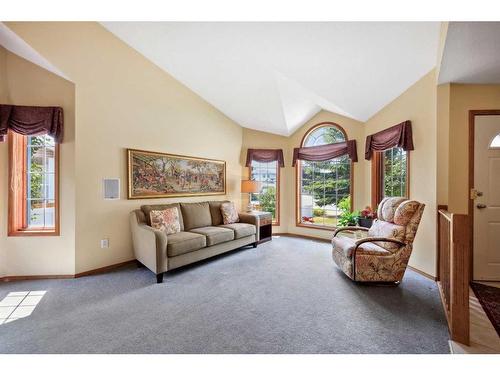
[{"left": 0, "top": 236, "right": 450, "bottom": 353}]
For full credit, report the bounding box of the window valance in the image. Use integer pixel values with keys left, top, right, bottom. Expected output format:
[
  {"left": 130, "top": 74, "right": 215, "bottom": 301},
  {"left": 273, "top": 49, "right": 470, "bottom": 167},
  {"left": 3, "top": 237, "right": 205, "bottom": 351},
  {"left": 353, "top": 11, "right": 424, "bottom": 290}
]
[
  {"left": 292, "top": 139, "right": 358, "bottom": 166},
  {"left": 364, "top": 120, "right": 413, "bottom": 160},
  {"left": 0, "top": 104, "right": 64, "bottom": 143},
  {"left": 245, "top": 148, "right": 285, "bottom": 167}
]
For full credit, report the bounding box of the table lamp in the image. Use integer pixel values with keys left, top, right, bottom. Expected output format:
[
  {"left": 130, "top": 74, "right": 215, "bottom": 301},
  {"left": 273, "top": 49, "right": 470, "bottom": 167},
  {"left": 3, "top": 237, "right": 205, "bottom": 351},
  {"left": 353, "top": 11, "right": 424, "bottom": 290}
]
[{"left": 241, "top": 180, "right": 261, "bottom": 212}]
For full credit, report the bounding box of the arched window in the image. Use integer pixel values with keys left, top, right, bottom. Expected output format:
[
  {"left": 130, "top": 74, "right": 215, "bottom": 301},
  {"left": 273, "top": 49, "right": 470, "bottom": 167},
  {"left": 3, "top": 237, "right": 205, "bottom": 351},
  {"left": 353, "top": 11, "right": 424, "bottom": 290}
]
[
  {"left": 490, "top": 133, "right": 500, "bottom": 149},
  {"left": 297, "top": 123, "right": 352, "bottom": 229}
]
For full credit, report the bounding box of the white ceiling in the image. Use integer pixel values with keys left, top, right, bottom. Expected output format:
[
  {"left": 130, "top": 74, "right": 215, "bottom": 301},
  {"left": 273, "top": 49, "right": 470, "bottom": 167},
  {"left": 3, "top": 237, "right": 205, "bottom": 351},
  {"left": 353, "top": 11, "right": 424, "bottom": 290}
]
[
  {"left": 439, "top": 22, "right": 500, "bottom": 84},
  {"left": 102, "top": 22, "right": 440, "bottom": 135},
  {"left": 0, "top": 22, "right": 69, "bottom": 80}
]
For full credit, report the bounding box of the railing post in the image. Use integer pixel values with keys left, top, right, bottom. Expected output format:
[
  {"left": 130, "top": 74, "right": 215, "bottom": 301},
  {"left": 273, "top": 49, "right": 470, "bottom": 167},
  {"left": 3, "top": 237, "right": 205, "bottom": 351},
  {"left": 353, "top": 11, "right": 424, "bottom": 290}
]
[{"left": 449, "top": 214, "right": 470, "bottom": 345}]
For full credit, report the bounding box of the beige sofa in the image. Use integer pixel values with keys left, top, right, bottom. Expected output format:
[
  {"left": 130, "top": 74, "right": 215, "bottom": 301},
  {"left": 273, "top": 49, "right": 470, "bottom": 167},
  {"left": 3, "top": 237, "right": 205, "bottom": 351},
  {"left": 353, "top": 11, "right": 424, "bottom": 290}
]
[{"left": 130, "top": 200, "right": 259, "bottom": 283}]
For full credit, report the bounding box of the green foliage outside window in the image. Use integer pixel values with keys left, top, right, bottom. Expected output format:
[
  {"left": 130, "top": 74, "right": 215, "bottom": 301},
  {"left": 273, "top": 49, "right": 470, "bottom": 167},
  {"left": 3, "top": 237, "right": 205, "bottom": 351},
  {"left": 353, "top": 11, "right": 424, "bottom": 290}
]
[
  {"left": 258, "top": 186, "right": 276, "bottom": 219},
  {"left": 383, "top": 148, "right": 407, "bottom": 198}
]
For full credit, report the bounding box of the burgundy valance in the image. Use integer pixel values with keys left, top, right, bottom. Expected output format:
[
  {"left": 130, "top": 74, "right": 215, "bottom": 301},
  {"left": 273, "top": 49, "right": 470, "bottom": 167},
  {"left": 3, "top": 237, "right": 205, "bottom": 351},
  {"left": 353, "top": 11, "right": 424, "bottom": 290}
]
[
  {"left": 292, "top": 139, "right": 358, "bottom": 166},
  {"left": 0, "top": 104, "right": 64, "bottom": 143},
  {"left": 245, "top": 148, "right": 285, "bottom": 167},
  {"left": 365, "top": 120, "right": 413, "bottom": 160}
]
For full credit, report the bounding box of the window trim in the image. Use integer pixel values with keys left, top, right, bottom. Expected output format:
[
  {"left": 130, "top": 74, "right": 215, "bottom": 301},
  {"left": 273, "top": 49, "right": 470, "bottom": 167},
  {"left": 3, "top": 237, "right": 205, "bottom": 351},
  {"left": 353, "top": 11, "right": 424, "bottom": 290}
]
[
  {"left": 248, "top": 161, "right": 280, "bottom": 226},
  {"left": 295, "top": 122, "right": 354, "bottom": 231},
  {"left": 370, "top": 148, "right": 410, "bottom": 209},
  {"left": 8, "top": 131, "right": 60, "bottom": 237}
]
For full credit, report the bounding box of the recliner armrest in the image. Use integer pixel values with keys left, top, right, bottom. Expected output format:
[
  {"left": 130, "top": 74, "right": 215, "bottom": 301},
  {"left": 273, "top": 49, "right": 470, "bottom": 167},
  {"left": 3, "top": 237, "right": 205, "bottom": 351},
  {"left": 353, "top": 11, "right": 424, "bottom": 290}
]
[
  {"left": 333, "top": 226, "right": 369, "bottom": 237},
  {"left": 354, "top": 237, "right": 405, "bottom": 253}
]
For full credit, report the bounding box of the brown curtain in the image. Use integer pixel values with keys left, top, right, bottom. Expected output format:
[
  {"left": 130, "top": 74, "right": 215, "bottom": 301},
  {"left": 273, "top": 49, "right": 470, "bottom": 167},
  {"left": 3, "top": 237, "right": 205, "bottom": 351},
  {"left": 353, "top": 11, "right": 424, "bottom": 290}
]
[
  {"left": 292, "top": 139, "right": 358, "bottom": 166},
  {"left": 364, "top": 120, "right": 413, "bottom": 160},
  {"left": 0, "top": 104, "right": 64, "bottom": 143},
  {"left": 245, "top": 148, "right": 285, "bottom": 167}
]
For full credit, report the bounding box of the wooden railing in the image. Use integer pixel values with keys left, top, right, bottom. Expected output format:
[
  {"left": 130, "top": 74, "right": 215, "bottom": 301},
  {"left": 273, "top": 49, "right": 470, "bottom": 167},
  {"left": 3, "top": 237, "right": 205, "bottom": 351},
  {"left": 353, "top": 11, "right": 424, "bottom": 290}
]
[{"left": 437, "top": 208, "right": 470, "bottom": 345}]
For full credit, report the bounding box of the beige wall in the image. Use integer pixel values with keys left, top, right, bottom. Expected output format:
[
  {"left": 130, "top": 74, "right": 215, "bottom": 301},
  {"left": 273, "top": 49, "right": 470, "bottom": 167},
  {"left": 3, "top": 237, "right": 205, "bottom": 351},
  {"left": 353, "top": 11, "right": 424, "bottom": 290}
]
[
  {"left": 437, "top": 84, "right": 450, "bottom": 205},
  {"left": 0, "top": 48, "right": 76, "bottom": 277},
  {"left": 363, "top": 69, "right": 438, "bottom": 276},
  {"left": 447, "top": 84, "right": 500, "bottom": 214},
  {"left": 5, "top": 22, "right": 244, "bottom": 274}
]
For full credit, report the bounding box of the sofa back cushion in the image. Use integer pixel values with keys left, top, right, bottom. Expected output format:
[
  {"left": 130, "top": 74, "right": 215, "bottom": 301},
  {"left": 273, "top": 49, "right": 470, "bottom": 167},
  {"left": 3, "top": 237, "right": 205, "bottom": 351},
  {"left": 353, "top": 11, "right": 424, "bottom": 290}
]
[
  {"left": 209, "top": 200, "right": 230, "bottom": 226},
  {"left": 141, "top": 203, "right": 184, "bottom": 231},
  {"left": 180, "top": 202, "right": 212, "bottom": 230}
]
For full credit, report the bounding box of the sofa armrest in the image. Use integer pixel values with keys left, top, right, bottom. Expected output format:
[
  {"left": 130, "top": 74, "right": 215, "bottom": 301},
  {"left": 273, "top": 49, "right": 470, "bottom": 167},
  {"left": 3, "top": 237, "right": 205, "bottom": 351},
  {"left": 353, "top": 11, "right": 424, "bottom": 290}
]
[
  {"left": 130, "top": 210, "right": 168, "bottom": 274},
  {"left": 238, "top": 212, "right": 260, "bottom": 242}
]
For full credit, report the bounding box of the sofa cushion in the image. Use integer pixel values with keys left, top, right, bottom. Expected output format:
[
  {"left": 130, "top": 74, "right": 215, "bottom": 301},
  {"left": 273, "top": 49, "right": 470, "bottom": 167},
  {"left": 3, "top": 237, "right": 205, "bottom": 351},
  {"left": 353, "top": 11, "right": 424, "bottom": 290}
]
[
  {"left": 167, "top": 231, "right": 207, "bottom": 257},
  {"left": 220, "top": 223, "right": 256, "bottom": 239},
  {"left": 220, "top": 202, "right": 240, "bottom": 224},
  {"left": 189, "top": 226, "right": 234, "bottom": 246},
  {"left": 180, "top": 202, "right": 212, "bottom": 230},
  {"left": 141, "top": 203, "right": 184, "bottom": 230},
  {"left": 150, "top": 207, "right": 181, "bottom": 235},
  {"left": 332, "top": 236, "right": 391, "bottom": 258},
  {"left": 209, "top": 200, "right": 230, "bottom": 226}
]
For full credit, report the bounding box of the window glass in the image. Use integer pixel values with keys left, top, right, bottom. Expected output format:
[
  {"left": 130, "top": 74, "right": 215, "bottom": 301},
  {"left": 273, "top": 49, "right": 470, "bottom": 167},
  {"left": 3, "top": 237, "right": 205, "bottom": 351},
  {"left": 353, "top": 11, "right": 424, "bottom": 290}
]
[
  {"left": 250, "top": 160, "right": 279, "bottom": 223},
  {"left": 490, "top": 134, "right": 500, "bottom": 148},
  {"left": 26, "top": 135, "right": 56, "bottom": 229},
  {"left": 382, "top": 147, "right": 408, "bottom": 198}
]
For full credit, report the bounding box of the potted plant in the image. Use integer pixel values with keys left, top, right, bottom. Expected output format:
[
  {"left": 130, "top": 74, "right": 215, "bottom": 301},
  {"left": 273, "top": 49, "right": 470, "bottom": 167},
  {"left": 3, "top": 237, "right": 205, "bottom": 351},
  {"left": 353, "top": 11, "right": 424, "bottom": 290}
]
[
  {"left": 359, "top": 206, "right": 376, "bottom": 228},
  {"left": 337, "top": 196, "right": 360, "bottom": 227}
]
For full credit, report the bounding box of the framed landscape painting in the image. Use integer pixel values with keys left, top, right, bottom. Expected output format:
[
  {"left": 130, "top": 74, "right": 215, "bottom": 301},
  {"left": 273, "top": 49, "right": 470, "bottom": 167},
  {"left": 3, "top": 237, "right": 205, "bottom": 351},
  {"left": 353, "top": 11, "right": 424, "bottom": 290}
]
[{"left": 127, "top": 149, "right": 226, "bottom": 199}]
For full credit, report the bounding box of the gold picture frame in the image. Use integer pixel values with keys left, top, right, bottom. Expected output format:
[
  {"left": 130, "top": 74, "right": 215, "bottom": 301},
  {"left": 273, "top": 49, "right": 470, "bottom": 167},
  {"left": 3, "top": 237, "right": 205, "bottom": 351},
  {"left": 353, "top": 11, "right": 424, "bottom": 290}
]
[{"left": 127, "top": 148, "right": 226, "bottom": 199}]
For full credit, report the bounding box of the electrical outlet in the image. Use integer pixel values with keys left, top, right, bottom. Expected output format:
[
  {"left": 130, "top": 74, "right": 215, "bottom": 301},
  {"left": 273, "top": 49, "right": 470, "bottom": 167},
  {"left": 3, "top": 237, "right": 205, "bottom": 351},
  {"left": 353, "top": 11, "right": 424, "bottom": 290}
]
[{"left": 100, "top": 239, "right": 109, "bottom": 249}]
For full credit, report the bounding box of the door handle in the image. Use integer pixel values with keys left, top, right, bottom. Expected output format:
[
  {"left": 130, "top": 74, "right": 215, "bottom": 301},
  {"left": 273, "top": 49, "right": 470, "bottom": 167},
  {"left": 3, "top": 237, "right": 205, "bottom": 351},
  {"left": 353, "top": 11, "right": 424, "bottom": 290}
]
[{"left": 476, "top": 204, "right": 487, "bottom": 209}]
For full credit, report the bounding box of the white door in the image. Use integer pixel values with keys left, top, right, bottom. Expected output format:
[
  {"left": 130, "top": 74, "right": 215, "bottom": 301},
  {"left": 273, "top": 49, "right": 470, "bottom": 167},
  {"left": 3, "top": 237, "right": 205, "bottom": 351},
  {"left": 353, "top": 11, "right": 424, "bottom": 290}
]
[{"left": 474, "top": 115, "right": 500, "bottom": 281}]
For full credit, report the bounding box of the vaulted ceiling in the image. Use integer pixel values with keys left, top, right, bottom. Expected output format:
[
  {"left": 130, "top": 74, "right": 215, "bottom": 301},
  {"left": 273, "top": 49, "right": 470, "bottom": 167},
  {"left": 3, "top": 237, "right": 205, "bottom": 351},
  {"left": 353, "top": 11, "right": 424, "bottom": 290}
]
[
  {"left": 0, "top": 22, "right": 68, "bottom": 80},
  {"left": 102, "top": 22, "right": 441, "bottom": 135},
  {"left": 439, "top": 22, "right": 500, "bottom": 84}
]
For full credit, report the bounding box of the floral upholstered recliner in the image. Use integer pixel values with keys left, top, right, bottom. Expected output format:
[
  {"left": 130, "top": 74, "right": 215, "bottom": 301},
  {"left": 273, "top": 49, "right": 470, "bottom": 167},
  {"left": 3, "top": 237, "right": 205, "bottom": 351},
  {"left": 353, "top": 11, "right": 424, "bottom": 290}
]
[{"left": 332, "top": 197, "right": 425, "bottom": 284}]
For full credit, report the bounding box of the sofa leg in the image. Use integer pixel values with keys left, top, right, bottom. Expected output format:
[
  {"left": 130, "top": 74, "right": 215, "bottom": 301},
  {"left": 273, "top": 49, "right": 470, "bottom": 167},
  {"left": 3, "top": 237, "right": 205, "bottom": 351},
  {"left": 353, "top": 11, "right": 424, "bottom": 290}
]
[
  {"left": 136, "top": 260, "right": 144, "bottom": 268},
  {"left": 156, "top": 273, "right": 164, "bottom": 284},
  {"left": 253, "top": 242, "right": 258, "bottom": 248}
]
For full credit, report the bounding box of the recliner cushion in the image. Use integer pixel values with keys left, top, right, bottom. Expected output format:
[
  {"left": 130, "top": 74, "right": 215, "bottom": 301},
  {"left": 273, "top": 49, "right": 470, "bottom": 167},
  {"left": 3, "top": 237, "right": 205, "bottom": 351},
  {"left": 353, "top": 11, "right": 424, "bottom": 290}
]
[
  {"left": 167, "top": 231, "right": 206, "bottom": 257},
  {"left": 189, "top": 226, "right": 234, "bottom": 246},
  {"left": 368, "top": 220, "right": 406, "bottom": 251},
  {"left": 219, "top": 223, "right": 256, "bottom": 239},
  {"left": 180, "top": 202, "right": 212, "bottom": 230}
]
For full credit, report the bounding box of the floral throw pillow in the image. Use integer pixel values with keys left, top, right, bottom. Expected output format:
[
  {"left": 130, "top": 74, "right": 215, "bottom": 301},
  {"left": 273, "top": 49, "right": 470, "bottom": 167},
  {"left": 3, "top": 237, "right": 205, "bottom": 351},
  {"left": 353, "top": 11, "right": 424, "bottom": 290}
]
[
  {"left": 220, "top": 202, "right": 240, "bottom": 224},
  {"left": 150, "top": 207, "right": 181, "bottom": 235}
]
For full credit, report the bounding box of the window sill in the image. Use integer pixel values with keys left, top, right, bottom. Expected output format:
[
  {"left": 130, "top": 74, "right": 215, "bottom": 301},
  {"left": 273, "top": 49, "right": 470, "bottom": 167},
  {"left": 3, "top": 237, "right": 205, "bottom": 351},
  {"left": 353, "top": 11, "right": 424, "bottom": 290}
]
[
  {"left": 8, "top": 229, "right": 59, "bottom": 237},
  {"left": 296, "top": 222, "right": 337, "bottom": 231}
]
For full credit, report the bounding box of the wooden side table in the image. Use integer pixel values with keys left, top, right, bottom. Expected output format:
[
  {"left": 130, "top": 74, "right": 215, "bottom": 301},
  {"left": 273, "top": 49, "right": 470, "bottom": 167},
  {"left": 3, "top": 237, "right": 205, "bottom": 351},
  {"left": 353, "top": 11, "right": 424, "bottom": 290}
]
[{"left": 247, "top": 211, "right": 273, "bottom": 244}]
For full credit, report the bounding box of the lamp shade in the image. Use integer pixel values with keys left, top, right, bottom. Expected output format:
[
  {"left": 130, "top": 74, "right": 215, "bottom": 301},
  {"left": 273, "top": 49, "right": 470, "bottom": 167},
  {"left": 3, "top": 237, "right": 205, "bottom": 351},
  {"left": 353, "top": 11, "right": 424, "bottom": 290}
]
[{"left": 241, "top": 180, "right": 261, "bottom": 193}]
